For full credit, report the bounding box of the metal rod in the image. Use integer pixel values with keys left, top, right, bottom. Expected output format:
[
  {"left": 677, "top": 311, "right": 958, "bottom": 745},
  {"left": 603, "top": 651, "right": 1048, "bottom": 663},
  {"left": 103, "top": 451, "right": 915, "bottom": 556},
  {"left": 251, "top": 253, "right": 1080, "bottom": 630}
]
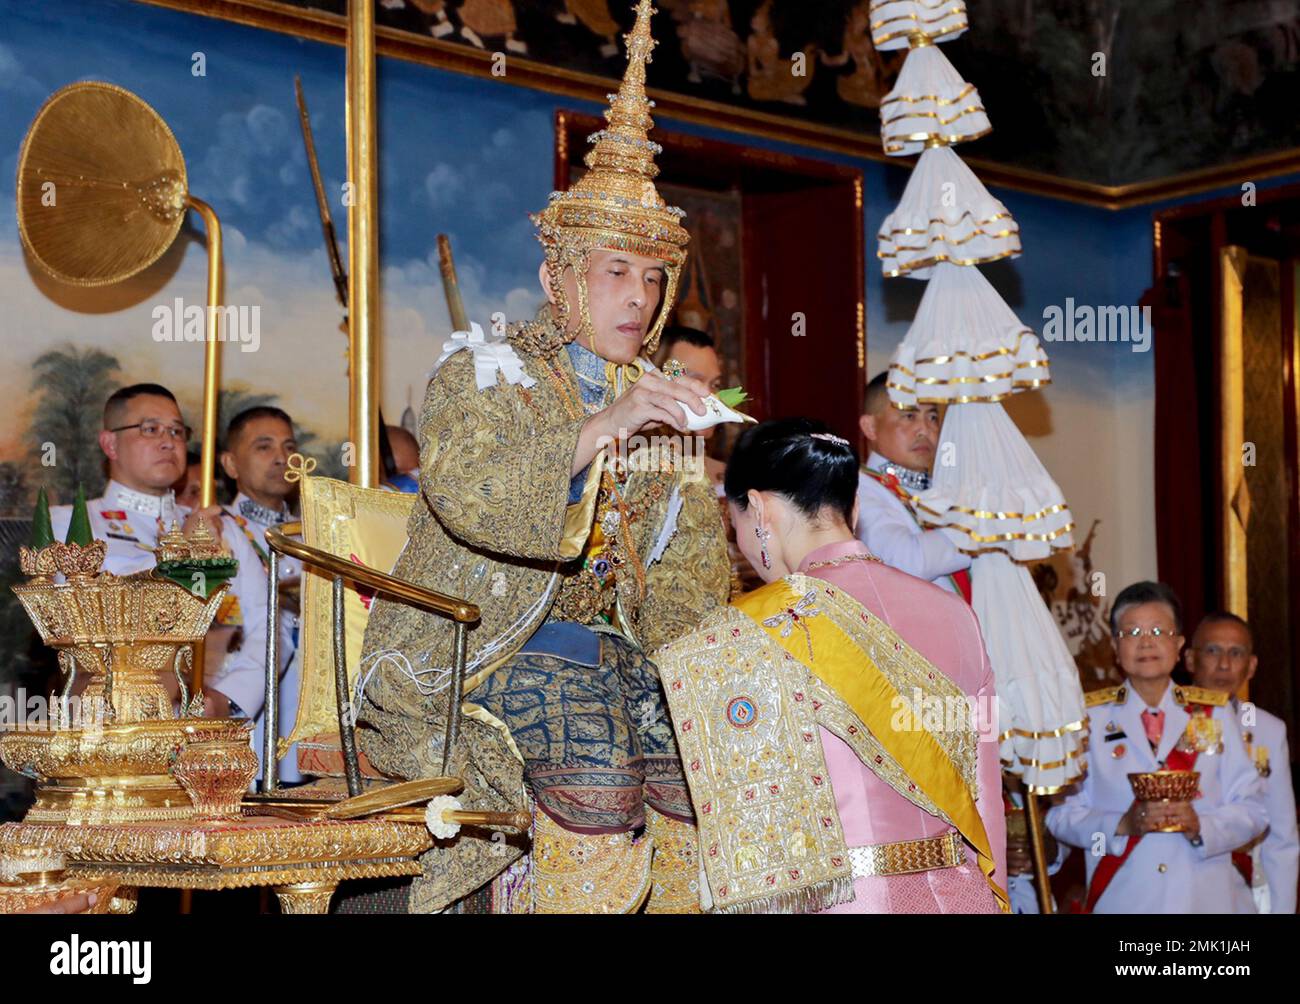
[
  {"left": 1023, "top": 790, "right": 1055, "bottom": 915},
  {"left": 265, "top": 526, "right": 480, "bottom": 623},
  {"left": 262, "top": 545, "right": 281, "bottom": 793},
  {"left": 333, "top": 575, "right": 362, "bottom": 797},
  {"left": 442, "top": 620, "right": 467, "bottom": 775},
  {"left": 444, "top": 809, "right": 532, "bottom": 831},
  {"left": 346, "top": 0, "right": 380, "bottom": 489},
  {"left": 185, "top": 193, "right": 224, "bottom": 700}
]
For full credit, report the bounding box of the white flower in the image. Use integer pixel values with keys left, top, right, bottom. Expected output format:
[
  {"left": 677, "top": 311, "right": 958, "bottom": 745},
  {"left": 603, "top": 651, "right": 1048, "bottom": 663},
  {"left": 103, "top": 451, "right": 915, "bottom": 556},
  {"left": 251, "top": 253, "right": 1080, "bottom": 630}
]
[{"left": 424, "top": 795, "right": 463, "bottom": 840}]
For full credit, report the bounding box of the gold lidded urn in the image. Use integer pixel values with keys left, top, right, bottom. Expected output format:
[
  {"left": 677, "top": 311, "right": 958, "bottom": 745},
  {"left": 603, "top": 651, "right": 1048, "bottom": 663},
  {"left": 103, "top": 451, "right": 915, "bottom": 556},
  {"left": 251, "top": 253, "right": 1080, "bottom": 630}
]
[{"left": 0, "top": 496, "right": 254, "bottom": 826}]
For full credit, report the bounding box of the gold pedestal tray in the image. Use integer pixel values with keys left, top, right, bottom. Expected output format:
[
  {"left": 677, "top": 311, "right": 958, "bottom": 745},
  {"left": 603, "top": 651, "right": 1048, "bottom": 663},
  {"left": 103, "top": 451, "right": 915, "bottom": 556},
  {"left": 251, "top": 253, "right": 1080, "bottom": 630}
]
[
  {"left": 2, "top": 718, "right": 255, "bottom": 825},
  {"left": 0, "top": 814, "right": 433, "bottom": 914}
]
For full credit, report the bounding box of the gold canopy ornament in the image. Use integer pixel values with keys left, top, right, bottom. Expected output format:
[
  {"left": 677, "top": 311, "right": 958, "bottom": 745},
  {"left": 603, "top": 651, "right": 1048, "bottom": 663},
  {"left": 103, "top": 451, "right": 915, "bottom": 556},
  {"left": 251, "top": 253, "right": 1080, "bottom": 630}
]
[
  {"left": 518, "top": 0, "right": 689, "bottom": 356},
  {"left": 16, "top": 82, "right": 188, "bottom": 286}
]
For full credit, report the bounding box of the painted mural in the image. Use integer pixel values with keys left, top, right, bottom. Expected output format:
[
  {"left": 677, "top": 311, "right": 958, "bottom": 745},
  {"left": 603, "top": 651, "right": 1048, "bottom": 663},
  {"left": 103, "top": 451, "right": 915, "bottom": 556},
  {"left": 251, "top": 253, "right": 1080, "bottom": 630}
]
[{"left": 264, "top": 0, "right": 1300, "bottom": 184}]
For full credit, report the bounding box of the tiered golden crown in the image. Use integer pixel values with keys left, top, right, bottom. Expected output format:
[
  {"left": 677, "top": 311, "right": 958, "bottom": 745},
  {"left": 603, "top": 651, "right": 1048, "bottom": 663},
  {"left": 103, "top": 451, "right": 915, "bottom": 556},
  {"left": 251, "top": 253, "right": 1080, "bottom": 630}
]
[{"left": 532, "top": 0, "right": 689, "bottom": 267}]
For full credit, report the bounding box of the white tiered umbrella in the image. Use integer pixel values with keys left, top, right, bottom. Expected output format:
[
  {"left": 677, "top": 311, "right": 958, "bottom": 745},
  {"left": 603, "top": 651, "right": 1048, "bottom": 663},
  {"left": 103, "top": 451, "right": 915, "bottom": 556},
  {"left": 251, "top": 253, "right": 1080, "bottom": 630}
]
[
  {"left": 918, "top": 400, "right": 1074, "bottom": 561},
  {"left": 887, "top": 262, "right": 1048, "bottom": 407},
  {"left": 869, "top": 0, "right": 968, "bottom": 50},
  {"left": 878, "top": 145, "right": 1021, "bottom": 278},
  {"left": 880, "top": 42, "right": 990, "bottom": 156},
  {"left": 972, "top": 552, "right": 1087, "bottom": 794}
]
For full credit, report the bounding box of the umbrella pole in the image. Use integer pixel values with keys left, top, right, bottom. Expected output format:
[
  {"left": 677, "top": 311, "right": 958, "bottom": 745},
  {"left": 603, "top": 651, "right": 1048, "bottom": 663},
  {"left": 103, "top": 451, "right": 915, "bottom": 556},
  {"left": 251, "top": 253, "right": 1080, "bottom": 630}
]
[
  {"left": 185, "top": 194, "right": 224, "bottom": 699},
  {"left": 1024, "top": 789, "right": 1055, "bottom": 914}
]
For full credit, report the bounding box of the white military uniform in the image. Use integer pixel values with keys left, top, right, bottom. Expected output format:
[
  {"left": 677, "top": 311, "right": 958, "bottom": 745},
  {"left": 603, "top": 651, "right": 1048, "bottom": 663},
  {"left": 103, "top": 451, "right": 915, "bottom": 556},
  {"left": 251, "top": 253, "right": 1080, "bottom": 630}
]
[
  {"left": 855, "top": 452, "right": 970, "bottom": 594},
  {"left": 1237, "top": 703, "right": 1298, "bottom": 914},
  {"left": 50, "top": 480, "right": 184, "bottom": 576},
  {"left": 221, "top": 492, "right": 300, "bottom": 783},
  {"left": 51, "top": 480, "right": 283, "bottom": 780},
  {"left": 1046, "top": 682, "right": 1267, "bottom": 913}
]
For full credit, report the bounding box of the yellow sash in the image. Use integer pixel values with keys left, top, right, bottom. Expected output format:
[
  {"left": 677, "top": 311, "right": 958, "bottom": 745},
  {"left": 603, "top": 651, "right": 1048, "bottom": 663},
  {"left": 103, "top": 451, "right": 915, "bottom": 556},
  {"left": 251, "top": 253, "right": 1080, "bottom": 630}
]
[{"left": 735, "top": 574, "right": 1008, "bottom": 911}]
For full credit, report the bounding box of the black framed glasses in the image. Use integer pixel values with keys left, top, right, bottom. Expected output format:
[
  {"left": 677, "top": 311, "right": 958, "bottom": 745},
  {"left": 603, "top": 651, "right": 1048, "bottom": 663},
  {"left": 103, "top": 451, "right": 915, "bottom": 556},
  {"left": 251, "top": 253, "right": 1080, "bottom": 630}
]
[{"left": 110, "top": 421, "right": 191, "bottom": 442}]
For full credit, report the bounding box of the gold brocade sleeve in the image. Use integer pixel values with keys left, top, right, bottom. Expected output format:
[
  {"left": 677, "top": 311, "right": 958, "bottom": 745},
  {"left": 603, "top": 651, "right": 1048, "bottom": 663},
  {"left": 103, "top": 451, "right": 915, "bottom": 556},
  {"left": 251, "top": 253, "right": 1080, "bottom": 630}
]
[
  {"left": 633, "top": 474, "right": 730, "bottom": 653},
  {"left": 419, "top": 351, "right": 594, "bottom": 562}
]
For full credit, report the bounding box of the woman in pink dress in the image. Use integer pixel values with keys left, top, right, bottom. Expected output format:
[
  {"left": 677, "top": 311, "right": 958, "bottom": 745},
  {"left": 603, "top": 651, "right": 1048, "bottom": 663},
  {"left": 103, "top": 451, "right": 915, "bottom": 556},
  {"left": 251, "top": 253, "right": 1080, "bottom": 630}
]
[{"left": 656, "top": 418, "right": 1006, "bottom": 913}]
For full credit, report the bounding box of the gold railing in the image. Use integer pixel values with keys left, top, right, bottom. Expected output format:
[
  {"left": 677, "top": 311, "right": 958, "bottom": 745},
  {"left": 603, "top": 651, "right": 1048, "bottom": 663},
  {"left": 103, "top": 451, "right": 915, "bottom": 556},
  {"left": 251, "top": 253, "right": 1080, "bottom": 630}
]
[{"left": 259, "top": 522, "right": 480, "bottom": 798}]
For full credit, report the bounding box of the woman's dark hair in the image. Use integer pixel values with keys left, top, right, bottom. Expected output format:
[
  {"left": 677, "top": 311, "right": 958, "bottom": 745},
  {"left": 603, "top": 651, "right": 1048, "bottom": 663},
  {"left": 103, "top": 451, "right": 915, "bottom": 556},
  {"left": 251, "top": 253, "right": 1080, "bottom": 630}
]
[{"left": 725, "top": 418, "right": 860, "bottom": 526}]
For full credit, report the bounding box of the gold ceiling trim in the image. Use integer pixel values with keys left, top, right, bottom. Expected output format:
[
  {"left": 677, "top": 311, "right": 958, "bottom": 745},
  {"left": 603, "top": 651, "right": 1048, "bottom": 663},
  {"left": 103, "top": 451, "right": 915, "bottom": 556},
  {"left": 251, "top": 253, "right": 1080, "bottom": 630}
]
[{"left": 134, "top": 0, "right": 1300, "bottom": 211}]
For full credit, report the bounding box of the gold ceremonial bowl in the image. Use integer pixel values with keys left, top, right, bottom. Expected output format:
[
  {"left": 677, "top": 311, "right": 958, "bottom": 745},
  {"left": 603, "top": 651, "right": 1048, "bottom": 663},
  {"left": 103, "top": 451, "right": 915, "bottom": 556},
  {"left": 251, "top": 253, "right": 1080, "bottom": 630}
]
[{"left": 1128, "top": 770, "right": 1200, "bottom": 831}]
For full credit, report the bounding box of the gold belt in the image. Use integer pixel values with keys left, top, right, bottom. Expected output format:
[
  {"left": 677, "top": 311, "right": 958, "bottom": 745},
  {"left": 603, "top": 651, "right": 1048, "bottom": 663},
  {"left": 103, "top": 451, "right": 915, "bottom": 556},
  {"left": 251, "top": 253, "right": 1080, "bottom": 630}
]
[{"left": 847, "top": 831, "right": 965, "bottom": 879}]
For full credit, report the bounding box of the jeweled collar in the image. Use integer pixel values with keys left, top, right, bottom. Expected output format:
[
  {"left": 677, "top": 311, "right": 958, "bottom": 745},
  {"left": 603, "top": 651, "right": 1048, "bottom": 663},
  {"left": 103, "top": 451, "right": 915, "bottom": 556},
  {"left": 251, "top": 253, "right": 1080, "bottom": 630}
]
[
  {"left": 236, "top": 493, "right": 289, "bottom": 528},
  {"left": 106, "top": 480, "right": 180, "bottom": 522},
  {"left": 867, "top": 451, "right": 930, "bottom": 492}
]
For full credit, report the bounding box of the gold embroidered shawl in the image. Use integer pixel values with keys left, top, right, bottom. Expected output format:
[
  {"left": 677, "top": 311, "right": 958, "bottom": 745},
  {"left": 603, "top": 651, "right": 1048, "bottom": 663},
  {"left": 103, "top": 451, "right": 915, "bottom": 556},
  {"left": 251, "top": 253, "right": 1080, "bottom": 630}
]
[{"left": 655, "top": 573, "right": 1006, "bottom": 914}]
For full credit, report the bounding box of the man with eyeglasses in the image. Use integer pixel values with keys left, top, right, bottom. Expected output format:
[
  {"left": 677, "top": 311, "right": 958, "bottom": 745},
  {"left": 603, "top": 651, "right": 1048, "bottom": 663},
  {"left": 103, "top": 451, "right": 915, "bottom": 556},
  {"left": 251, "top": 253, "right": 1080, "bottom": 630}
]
[
  {"left": 1046, "top": 580, "right": 1266, "bottom": 912},
  {"left": 1185, "top": 612, "right": 1298, "bottom": 913},
  {"left": 49, "top": 383, "right": 269, "bottom": 722},
  {"left": 50, "top": 384, "right": 221, "bottom": 570}
]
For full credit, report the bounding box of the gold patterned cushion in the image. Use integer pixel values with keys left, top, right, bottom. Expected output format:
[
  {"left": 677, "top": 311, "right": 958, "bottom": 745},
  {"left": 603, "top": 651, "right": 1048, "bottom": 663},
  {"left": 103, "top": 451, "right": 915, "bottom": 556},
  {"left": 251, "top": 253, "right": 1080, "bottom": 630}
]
[{"left": 282, "top": 469, "right": 415, "bottom": 767}]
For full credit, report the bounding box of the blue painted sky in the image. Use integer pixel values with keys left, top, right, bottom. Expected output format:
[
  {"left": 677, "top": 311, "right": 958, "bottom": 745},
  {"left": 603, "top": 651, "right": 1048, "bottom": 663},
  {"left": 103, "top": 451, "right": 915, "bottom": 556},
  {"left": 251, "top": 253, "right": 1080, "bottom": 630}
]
[{"left": 1, "top": 0, "right": 566, "bottom": 304}]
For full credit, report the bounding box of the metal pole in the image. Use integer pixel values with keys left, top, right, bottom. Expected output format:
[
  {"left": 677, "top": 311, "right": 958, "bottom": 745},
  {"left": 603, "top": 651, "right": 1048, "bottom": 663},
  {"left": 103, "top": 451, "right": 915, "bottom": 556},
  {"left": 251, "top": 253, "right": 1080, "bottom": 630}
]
[
  {"left": 346, "top": 0, "right": 380, "bottom": 489},
  {"left": 1024, "top": 790, "right": 1055, "bottom": 915},
  {"left": 261, "top": 545, "right": 281, "bottom": 793},
  {"left": 442, "top": 620, "right": 467, "bottom": 776},
  {"left": 333, "top": 576, "right": 362, "bottom": 797},
  {"left": 185, "top": 194, "right": 224, "bottom": 699}
]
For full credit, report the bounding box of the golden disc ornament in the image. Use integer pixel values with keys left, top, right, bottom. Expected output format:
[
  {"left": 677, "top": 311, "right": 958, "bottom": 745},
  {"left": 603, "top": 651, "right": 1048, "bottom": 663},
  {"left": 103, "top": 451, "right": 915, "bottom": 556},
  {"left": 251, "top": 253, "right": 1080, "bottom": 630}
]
[{"left": 16, "top": 81, "right": 188, "bottom": 286}]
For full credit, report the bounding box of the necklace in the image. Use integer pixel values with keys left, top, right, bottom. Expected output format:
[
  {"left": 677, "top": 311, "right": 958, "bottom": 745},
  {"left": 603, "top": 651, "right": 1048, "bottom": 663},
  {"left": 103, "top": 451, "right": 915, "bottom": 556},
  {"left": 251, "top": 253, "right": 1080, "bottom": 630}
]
[{"left": 804, "top": 551, "right": 882, "bottom": 571}]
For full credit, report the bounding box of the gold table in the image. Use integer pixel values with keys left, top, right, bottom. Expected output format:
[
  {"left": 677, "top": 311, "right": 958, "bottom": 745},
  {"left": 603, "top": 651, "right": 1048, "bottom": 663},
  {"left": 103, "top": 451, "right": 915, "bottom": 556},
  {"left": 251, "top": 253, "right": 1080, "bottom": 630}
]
[{"left": 0, "top": 812, "right": 432, "bottom": 914}]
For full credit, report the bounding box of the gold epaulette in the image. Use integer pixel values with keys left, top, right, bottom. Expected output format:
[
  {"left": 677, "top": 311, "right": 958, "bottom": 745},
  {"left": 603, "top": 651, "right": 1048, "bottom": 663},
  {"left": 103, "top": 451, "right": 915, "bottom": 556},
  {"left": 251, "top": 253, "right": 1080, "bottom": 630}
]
[
  {"left": 1085, "top": 685, "right": 1126, "bottom": 708},
  {"left": 1173, "top": 685, "right": 1229, "bottom": 708}
]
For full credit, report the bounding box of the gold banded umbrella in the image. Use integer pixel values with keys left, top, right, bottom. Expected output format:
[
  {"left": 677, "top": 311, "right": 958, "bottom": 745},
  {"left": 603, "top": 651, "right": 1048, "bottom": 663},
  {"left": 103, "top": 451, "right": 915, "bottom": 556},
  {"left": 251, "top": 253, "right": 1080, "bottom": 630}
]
[{"left": 17, "top": 81, "right": 227, "bottom": 693}]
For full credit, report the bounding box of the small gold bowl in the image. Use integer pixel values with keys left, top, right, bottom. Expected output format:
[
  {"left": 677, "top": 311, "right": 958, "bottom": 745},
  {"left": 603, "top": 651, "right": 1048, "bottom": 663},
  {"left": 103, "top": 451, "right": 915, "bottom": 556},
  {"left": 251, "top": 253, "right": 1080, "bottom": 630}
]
[{"left": 1128, "top": 770, "right": 1200, "bottom": 830}]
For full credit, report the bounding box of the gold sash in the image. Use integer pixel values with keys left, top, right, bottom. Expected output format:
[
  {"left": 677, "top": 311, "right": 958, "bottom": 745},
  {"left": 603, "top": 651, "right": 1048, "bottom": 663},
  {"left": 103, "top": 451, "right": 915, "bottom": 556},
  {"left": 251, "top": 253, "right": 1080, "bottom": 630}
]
[{"left": 657, "top": 574, "right": 1007, "bottom": 913}]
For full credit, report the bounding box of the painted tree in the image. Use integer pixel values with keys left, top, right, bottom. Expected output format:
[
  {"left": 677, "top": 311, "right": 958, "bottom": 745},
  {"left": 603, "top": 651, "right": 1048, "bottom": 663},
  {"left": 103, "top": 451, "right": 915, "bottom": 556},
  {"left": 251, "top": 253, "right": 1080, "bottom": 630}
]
[{"left": 28, "top": 346, "right": 121, "bottom": 503}]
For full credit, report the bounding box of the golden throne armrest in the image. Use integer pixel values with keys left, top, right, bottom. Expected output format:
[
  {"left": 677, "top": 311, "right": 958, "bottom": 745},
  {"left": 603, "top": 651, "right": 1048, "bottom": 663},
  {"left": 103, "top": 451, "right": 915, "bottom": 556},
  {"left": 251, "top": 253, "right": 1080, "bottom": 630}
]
[{"left": 258, "top": 523, "right": 480, "bottom": 800}]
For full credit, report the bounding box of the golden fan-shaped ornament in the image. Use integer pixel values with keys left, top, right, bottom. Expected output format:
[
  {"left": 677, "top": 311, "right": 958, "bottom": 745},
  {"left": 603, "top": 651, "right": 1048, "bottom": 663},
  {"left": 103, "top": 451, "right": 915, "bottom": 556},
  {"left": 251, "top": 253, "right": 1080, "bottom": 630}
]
[{"left": 16, "top": 81, "right": 188, "bottom": 286}]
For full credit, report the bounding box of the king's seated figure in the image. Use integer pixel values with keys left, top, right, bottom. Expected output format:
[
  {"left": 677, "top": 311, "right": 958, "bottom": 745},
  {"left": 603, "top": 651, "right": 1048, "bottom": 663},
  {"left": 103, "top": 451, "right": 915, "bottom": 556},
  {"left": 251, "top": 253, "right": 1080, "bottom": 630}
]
[{"left": 354, "top": 0, "right": 730, "bottom": 914}]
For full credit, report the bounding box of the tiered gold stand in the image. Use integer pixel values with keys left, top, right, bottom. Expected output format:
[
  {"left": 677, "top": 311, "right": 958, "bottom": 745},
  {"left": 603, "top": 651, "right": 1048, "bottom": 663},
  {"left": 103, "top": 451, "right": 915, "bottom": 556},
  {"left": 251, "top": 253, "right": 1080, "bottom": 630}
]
[{"left": 0, "top": 537, "right": 433, "bottom": 914}]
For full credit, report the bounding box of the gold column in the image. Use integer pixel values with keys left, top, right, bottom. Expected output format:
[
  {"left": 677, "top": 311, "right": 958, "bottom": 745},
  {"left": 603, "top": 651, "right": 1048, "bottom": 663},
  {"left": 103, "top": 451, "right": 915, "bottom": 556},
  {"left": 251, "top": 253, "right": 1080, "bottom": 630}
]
[
  {"left": 347, "top": 0, "right": 380, "bottom": 488},
  {"left": 186, "top": 196, "right": 224, "bottom": 508},
  {"left": 185, "top": 195, "right": 224, "bottom": 702}
]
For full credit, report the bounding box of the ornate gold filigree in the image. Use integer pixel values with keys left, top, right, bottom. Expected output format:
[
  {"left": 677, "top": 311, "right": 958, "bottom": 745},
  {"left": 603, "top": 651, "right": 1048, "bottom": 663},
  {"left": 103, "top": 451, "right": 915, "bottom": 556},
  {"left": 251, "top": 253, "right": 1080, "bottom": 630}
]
[{"left": 172, "top": 730, "right": 259, "bottom": 819}]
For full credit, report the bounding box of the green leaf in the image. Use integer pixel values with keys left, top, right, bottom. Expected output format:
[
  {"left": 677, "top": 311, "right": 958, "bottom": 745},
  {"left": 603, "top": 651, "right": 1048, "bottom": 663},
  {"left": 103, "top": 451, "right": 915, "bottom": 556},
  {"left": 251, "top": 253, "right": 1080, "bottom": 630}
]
[
  {"left": 31, "top": 487, "right": 53, "bottom": 549},
  {"left": 65, "top": 484, "right": 92, "bottom": 547},
  {"left": 716, "top": 386, "right": 748, "bottom": 409},
  {"left": 152, "top": 556, "right": 239, "bottom": 599}
]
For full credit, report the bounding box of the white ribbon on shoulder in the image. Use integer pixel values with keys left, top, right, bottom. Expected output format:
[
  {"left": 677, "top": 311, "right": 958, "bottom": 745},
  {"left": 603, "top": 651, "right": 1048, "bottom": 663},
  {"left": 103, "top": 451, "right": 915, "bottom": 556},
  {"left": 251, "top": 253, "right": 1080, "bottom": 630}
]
[{"left": 430, "top": 321, "right": 537, "bottom": 391}]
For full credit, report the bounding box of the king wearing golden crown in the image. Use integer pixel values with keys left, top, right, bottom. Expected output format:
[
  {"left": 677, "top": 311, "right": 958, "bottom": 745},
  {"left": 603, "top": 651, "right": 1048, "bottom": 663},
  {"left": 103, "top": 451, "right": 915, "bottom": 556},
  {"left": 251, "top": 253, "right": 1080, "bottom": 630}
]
[{"left": 356, "top": 0, "right": 730, "bottom": 914}]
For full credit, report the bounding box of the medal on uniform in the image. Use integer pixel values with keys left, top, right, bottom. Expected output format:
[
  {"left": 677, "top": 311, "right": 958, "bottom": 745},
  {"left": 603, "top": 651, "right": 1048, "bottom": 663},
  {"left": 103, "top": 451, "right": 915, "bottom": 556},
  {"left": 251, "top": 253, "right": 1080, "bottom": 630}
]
[
  {"left": 1254, "top": 746, "right": 1271, "bottom": 777},
  {"left": 1179, "top": 715, "right": 1223, "bottom": 755},
  {"left": 1111, "top": 743, "right": 1126, "bottom": 759}
]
